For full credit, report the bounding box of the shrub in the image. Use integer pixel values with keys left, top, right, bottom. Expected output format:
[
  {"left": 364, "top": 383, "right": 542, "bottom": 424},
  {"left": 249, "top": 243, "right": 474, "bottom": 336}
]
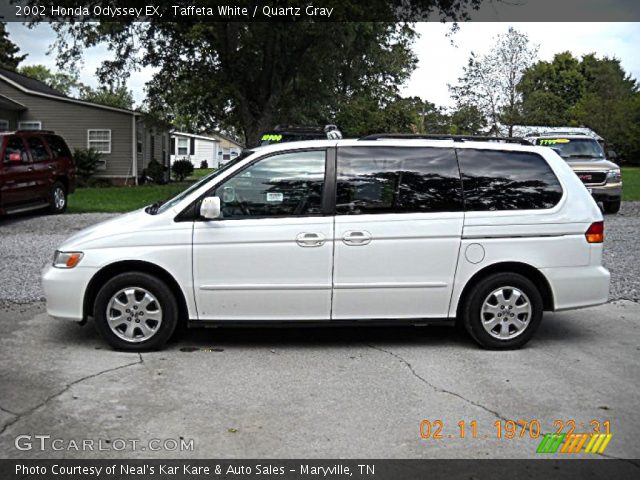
[
  {"left": 73, "top": 148, "right": 104, "bottom": 186},
  {"left": 200, "top": 160, "right": 209, "bottom": 169},
  {"left": 147, "top": 159, "right": 166, "bottom": 184},
  {"left": 172, "top": 159, "right": 194, "bottom": 181}
]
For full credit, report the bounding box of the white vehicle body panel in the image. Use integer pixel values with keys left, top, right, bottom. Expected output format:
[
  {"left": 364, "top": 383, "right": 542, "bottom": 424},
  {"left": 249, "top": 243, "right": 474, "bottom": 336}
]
[
  {"left": 193, "top": 216, "right": 334, "bottom": 320},
  {"left": 333, "top": 212, "right": 463, "bottom": 319}
]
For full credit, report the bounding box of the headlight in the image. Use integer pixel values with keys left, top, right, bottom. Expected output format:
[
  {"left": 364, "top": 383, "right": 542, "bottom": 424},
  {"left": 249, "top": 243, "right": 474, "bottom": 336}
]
[
  {"left": 53, "top": 251, "right": 84, "bottom": 269},
  {"left": 606, "top": 169, "right": 621, "bottom": 183}
]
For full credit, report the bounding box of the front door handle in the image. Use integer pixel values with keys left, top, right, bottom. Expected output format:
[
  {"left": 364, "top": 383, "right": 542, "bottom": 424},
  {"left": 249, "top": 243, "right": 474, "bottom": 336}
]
[
  {"left": 343, "top": 230, "right": 372, "bottom": 246},
  {"left": 296, "top": 232, "right": 326, "bottom": 247}
]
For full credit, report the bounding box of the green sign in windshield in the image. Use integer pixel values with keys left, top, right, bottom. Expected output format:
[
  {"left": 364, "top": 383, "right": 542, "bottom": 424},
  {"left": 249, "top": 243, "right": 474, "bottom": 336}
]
[
  {"left": 261, "top": 134, "right": 283, "bottom": 142},
  {"left": 538, "top": 138, "right": 571, "bottom": 146}
]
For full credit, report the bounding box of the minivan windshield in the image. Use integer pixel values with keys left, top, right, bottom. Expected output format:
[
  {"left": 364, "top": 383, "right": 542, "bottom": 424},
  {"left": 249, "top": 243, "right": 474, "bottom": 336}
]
[
  {"left": 151, "top": 150, "right": 253, "bottom": 215},
  {"left": 535, "top": 138, "right": 605, "bottom": 160}
]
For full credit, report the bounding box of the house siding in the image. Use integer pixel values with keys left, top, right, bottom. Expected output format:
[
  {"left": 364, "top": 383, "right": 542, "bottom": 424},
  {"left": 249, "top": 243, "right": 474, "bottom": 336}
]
[
  {"left": 0, "top": 80, "right": 136, "bottom": 179},
  {"left": 170, "top": 135, "right": 219, "bottom": 168}
]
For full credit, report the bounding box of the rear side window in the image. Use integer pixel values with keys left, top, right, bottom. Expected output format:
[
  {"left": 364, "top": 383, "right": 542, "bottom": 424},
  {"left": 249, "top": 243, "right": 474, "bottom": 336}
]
[
  {"left": 26, "top": 136, "right": 50, "bottom": 163},
  {"left": 457, "top": 149, "right": 563, "bottom": 211},
  {"left": 336, "top": 147, "right": 463, "bottom": 215},
  {"left": 47, "top": 135, "right": 72, "bottom": 158},
  {"left": 3, "top": 136, "right": 28, "bottom": 163}
]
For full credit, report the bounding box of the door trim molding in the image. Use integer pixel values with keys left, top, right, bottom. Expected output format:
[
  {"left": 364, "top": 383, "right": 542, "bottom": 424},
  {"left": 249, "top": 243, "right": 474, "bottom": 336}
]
[
  {"left": 200, "top": 283, "right": 331, "bottom": 291},
  {"left": 334, "top": 281, "right": 447, "bottom": 290}
]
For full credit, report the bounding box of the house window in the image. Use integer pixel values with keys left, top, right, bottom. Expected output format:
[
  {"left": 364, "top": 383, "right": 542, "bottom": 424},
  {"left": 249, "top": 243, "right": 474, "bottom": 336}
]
[
  {"left": 0, "top": 120, "right": 8, "bottom": 132},
  {"left": 177, "top": 138, "right": 189, "bottom": 156},
  {"left": 87, "top": 129, "right": 112, "bottom": 153},
  {"left": 18, "top": 121, "right": 42, "bottom": 131}
]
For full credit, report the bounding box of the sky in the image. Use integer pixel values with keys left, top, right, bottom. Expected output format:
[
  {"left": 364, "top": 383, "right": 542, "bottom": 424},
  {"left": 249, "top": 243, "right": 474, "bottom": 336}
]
[{"left": 6, "top": 22, "right": 640, "bottom": 110}]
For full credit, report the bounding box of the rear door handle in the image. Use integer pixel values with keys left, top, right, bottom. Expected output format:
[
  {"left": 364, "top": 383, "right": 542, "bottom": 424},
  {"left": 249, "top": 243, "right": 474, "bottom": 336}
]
[
  {"left": 343, "top": 230, "right": 372, "bottom": 246},
  {"left": 296, "top": 232, "right": 326, "bottom": 247}
]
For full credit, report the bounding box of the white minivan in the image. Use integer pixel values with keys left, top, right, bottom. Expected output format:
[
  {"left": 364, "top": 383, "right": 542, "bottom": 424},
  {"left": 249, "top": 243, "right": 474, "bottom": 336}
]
[{"left": 42, "top": 137, "right": 610, "bottom": 351}]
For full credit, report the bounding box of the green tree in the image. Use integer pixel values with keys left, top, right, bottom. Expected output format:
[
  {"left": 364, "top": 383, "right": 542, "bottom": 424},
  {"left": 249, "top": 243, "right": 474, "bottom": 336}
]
[
  {"left": 519, "top": 53, "right": 640, "bottom": 163},
  {"left": 448, "top": 104, "right": 487, "bottom": 135},
  {"left": 36, "top": 1, "right": 484, "bottom": 145},
  {"left": 450, "top": 27, "right": 538, "bottom": 136},
  {"left": 518, "top": 52, "right": 586, "bottom": 125},
  {"left": 79, "top": 84, "right": 134, "bottom": 110},
  {"left": 0, "top": 22, "right": 26, "bottom": 70},
  {"left": 17, "top": 64, "right": 79, "bottom": 95},
  {"left": 335, "top": 95, "right": 449, "bottom": 138}
]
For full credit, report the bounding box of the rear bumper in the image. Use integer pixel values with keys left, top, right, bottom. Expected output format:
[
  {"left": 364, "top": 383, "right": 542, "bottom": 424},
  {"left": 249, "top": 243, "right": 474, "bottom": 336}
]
[
  {"left": 42, "top": 264, "right": 95, "bottom": 322},
  {"left": 541, "top": 265, "right": 610, "bottom": 311}
]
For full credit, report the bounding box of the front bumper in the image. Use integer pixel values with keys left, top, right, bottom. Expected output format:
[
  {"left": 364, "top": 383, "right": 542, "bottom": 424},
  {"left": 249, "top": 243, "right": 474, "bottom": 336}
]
[
  {"left": 586, "top": 182, "right": 622, "bottom": 202},
  {"left": 42, "top": 264, "right": 96, "bottom": 322}
]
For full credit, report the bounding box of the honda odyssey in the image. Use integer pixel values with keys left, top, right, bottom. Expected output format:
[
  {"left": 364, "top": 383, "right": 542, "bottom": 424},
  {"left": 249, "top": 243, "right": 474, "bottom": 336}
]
[{"left": 42, "top": 136, "right": 610, "bottom": 351}]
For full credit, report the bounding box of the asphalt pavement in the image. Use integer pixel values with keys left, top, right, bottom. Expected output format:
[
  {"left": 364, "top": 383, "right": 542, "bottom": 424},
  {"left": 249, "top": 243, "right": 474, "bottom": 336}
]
[{"left": 0, "top": 206, "right": 639, "bottom": 460}]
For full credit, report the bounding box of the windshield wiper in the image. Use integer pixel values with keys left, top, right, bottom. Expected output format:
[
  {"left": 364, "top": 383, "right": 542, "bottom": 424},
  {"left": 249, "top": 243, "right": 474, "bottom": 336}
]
[{"left": 145, "top": 201, "right": 164, "bottom": 214}]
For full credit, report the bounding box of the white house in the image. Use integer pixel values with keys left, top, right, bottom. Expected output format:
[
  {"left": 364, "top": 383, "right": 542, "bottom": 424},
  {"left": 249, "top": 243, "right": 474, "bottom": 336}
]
[{"left": 170, "top": 131, "right": 220, "bottom": 168}]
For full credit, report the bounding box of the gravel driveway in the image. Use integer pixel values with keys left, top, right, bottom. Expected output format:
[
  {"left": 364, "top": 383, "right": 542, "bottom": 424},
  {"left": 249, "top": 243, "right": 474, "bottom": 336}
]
[{"left": 0, "top": 204, "right": 639, "bottom": 305}]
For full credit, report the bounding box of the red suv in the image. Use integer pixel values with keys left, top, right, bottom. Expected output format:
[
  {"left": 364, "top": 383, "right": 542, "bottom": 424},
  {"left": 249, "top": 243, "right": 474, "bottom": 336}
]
[{"left": 0, "top": 131, "right": 76, "bottom": 216}]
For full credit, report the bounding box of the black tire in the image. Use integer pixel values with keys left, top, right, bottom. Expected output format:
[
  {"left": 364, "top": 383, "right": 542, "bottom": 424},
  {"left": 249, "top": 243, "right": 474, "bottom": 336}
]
[
  {"left": 462, "top": 272, "right": 543, "bottom": 350},
  {"left": 49, "top": 181, "right": 67, "bottom": 214},
  {"left": 93, "top": 272, "right": 178, "bottom": 351},
  {"left": 603, "top": 199, "right": 621, "bottom": 214}
]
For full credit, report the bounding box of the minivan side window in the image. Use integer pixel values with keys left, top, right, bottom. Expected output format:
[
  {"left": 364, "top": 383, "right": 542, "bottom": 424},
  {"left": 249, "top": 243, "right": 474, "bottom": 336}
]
[
  {"left": 3, "top": 136, "right": 29, "bottom": 164},
  {"left": 457, "top": 149, "right": 563, "bottom": 211},
  {"left": 26, "top": 136, "right": 50, "bottom": 163},
  {"left": 336, "top": 147, "right": 463, "bottom": 215},
  {"left": 47, "top": 135, "right": 72, "bottom": 159},
  {"left": 214, "top": 150, "right": 326, "bottom": 219}
]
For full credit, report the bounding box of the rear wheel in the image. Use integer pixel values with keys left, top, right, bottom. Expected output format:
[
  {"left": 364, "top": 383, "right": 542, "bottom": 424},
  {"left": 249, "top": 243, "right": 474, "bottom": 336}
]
[
  {"left": 94, "top": 272, "right": 178, "bottom": 351},
  {"left": 603, "top": 199, "right": 621, "bottom": 214},
  {"left": 49, "top": 181, "right": 67, "bottom": 214},
  {"left": 462, "top": 273, "right": 543, "bottom": 349}
]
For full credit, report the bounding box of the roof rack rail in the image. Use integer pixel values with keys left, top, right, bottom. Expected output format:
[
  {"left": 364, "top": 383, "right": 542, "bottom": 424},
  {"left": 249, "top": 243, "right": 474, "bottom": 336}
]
[
  {"left": 8, "top": 129, "right": 56, "bottom": 134},
  {"left": 358, "top": 133, "right": 532, "bottom": 145},
  {"left": 528, "top": 131, "right": 593, "bottom": 137}
]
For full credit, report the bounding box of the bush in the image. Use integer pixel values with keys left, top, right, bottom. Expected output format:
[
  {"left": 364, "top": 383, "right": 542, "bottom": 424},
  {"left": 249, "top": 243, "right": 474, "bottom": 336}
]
[
  {"left": 200, "top": 160, "right": 209, "bottom": 169},
  {"left": 147, "top": 159, "right": 166, "bottom": 184},
  {"left": 172, "top": 159, "right": 194, "bottom": 181},
  {"left": 73, "top": 148, "right": 104, "bottom": 186}
]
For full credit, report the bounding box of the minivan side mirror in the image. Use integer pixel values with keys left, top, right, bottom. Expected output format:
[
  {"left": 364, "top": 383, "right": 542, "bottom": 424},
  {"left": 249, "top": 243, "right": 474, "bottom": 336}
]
[{"left": 200, "top": 196, "right": 221, "bottom": 220}]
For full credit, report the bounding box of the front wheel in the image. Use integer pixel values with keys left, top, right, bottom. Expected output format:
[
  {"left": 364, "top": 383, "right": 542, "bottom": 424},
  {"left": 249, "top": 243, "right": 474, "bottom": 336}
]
[
  {"left": 603, "top": 199, "right": 621, "bottom": 214},
  {"left": 94, "top": 272, "right": 178, "bottom": 351},
  {"left": 462, "top": 273, "right": 543, "bottom": 349}
]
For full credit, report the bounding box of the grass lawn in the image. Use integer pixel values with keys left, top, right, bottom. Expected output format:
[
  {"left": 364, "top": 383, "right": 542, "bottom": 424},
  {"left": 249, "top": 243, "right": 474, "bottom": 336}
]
[
  {"left": 67, "top": 168, "right": 214, "bottom": 213},
  {"left": 189, "top": 168, "right": 214, "bottom": 180},
  {"left": 622, "top": 167, "right": 640, "bottom": 201},
  {"left": 68, "top": 184, "right": 190, "bottom": 213}
]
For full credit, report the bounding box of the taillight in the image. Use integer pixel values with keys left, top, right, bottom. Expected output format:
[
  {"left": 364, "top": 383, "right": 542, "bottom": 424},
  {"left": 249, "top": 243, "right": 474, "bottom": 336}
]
[{"left": 585, "top": 221, "right": 604, "bottom": 243}]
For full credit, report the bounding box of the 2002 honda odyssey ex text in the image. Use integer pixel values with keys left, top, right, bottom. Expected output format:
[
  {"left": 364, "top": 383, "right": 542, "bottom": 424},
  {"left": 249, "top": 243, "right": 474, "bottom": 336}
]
[{"left": 42, "top": 137, "right": 610, "bottom": 351}]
